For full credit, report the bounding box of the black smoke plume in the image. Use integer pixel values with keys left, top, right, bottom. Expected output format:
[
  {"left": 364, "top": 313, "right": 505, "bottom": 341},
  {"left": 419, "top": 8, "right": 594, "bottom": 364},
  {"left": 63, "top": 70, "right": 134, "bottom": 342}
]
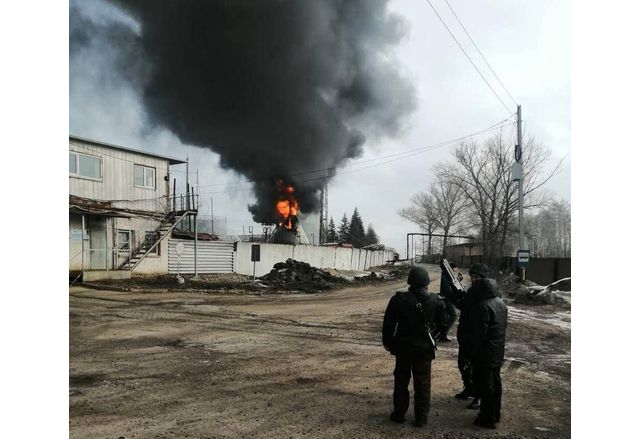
[{"left": 70, "top": 0, "right": 416, "bottom": 223}]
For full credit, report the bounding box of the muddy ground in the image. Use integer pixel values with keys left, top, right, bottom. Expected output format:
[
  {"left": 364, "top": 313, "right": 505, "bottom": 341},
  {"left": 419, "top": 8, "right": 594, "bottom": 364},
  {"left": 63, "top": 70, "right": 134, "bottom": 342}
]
[{"left": 70, "top": 264, "right": 570, "bottom": 438}]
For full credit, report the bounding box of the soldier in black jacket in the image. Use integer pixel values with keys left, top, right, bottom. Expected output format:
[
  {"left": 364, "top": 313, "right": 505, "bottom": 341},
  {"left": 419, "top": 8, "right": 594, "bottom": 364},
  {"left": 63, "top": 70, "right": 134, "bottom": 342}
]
[
  {"left": 382, "top": 266, "right": 448, "bottom": 427},
  {"left": 454, "top": 274, "right": 480, "bottom": 409},
  {"left": 438, "top": 262, "right": 463, "bottom": 342},
  {"left": 466, "top": 263, "right": 508, "bottom": 429}
]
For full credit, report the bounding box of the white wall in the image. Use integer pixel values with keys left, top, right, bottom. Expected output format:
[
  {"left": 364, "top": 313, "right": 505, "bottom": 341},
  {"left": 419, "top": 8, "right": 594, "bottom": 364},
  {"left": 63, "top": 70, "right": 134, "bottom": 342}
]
[
  {"left": 69, "top": 214, "right": 169, "bottom": 275},
  {"left": 234, "top": 242, "right": 395, "bottom": 277},
  {"left": 116, "top": 216, "right": 169, "bottom": 275}
]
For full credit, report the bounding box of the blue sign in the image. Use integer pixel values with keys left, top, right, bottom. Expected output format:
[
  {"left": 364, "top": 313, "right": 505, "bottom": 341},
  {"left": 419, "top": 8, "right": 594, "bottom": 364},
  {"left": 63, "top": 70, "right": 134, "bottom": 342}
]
[{"left": 517, "top": 250, "right": 530, "bottom": 268}]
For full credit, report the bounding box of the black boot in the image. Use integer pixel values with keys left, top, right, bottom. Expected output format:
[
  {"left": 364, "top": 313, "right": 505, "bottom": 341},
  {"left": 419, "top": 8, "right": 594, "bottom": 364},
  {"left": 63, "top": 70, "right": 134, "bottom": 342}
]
[
  {"left": 455, "top": 387, "right": 473, "bottom": 400},
  {"left": 389, "top": 412, "right": 405, "bottom": 424},
  {"left": 474, "top": 416, "right": 496, "bottom": 429},
  {"left": 414, "top": 416, "right": 428, "bottom": 428}
]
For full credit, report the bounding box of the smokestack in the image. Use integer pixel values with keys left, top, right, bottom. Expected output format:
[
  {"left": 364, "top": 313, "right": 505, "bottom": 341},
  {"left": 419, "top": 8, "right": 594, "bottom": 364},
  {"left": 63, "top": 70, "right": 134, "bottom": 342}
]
[{"left": 70, "top": 0, "right": 416, "bottom": 223}]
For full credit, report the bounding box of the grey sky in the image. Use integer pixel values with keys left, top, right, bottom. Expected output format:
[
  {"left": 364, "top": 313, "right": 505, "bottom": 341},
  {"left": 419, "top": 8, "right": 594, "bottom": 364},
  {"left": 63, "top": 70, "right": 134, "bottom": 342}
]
[{"left": 69, "top": 0, "right": 570, "bottom": 256}]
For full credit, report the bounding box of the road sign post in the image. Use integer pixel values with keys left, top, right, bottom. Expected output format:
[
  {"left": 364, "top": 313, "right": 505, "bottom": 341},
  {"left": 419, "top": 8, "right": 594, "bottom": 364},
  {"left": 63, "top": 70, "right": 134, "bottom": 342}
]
[
  {"left": 251, "top": 244, "right": 261, "bottom": 282},
  {"left": 517, "top": 249, "right": 530, "bottom": 281}
]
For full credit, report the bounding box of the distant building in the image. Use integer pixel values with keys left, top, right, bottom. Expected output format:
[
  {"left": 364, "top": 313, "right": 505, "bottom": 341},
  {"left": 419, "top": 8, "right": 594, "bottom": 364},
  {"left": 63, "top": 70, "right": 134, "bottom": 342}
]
[
  {"left": 444, "top": 242, "right": 484, "bottom": 266},
  {"left": 69, "top": 135, "right": 196, "bottom": 280}
]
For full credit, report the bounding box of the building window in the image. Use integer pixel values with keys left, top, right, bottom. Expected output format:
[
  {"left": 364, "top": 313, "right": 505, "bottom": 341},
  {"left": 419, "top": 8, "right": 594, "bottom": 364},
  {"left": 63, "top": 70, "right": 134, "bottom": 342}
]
[
  {"left": 144, "top": 231, "right": 160, "bottom": 256},
  {"left": 117, "top": 230, "right": 132, "bottom": 252},
  {"left": 69, "top": 152, "right": 102, "bottom": 180},
  {"left": 134, "top": 164, "right": 156, "bottom": 189}
]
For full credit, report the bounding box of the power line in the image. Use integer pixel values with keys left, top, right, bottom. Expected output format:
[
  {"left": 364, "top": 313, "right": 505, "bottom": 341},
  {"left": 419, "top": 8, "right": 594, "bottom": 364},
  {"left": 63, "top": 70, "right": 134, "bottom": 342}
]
[
  {"left": 194, "top": 119, "right": 515, "bottom": 197},
  {"left": 443, "top": 0, "right": 518, "bottom": 106},
  {"left": 70, "top": 116, "right": 514, "bottom": 198},
  {"left": 424, "top": 0, "right": 512, "bottom": 115},
  {"left": 197, "top": 116, "right": 514, "bottom": 189}
]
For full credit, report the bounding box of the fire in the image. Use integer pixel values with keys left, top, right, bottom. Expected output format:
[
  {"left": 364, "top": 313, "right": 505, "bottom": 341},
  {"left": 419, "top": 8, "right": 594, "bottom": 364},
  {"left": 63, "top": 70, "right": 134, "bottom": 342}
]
[{"left": 275, "top": 181, "right": 299, "bottom": 230}]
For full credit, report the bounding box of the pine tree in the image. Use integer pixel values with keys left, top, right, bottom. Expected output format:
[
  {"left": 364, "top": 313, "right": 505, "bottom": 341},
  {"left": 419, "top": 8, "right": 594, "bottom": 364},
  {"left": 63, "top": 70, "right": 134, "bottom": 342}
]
[
  {"left": 338, "top": 213, "right": 350, "bottom": 244},
  {"left": 349, "top": 207, "right": 366, "bottom": 248},
  {"left": 365, "top": 224, "right": 379, "bottom": 246},
  {"left": 327, "top": 217, "right": 338, "bottom": 243}
]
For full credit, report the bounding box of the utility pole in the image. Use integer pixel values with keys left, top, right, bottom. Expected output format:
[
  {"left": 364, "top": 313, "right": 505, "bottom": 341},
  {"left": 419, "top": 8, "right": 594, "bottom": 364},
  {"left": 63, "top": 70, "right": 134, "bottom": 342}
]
[
  {"left": 186, "top": 157, "right": 190, "bottom": 231},
  {"left": 194, "top": 168, "right": 199, "bottom": 279},
  {"left": 211, "top": 197, "right": 219, "bottom": 236},
  {"left": 515, "top": 105, "right": 525, "bottom": 281}
]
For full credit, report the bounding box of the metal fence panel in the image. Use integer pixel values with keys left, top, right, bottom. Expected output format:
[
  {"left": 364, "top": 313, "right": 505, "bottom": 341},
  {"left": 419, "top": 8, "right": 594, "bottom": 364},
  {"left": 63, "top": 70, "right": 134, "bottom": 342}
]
[{"left": 168, "top": 239, "right": 234, "bottom": 274}]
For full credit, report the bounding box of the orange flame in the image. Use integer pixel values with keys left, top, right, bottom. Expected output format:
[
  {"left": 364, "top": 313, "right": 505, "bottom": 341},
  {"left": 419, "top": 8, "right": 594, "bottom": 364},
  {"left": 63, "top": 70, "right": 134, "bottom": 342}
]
[{"left": 275, "top": 182, "right": 299, "bottom": 230}]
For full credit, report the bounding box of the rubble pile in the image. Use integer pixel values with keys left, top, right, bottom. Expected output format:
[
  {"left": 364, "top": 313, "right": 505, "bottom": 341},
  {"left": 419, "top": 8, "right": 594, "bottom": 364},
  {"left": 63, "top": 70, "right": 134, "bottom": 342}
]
[
  {"left": 260, "top": 259, "right": 349, "bottom": 292},
  {"left": 499, "top": 273, "right": 571, "bottom": 307}
]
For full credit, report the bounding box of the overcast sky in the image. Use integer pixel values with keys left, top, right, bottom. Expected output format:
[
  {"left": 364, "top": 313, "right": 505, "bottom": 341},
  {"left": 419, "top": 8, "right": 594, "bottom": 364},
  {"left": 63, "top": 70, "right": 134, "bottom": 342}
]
[{"left": 69, "top": 0, "right": 570, "bottom": 256}]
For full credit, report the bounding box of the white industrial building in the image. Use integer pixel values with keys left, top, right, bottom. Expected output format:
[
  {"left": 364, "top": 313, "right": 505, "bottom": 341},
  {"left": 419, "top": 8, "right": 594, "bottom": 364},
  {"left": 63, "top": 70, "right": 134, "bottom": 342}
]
[
  {"left": 69, "top": 136, "right": 396, "bottom": 281},
  {"left": 69, "top": 135, "right": 197, "bottom": 281}
]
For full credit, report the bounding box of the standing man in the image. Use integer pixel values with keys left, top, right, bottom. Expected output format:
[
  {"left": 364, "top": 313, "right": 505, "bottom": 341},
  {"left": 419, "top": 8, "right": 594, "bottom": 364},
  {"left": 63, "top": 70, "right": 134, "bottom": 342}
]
[
  {"left": 382, "top": 266, "right": 448, "bottom": 427},
  {"left": 466, "top": 263, "right": 507, "bottom": 429},
  {"left": 454, "top": 270, "right": 480, "bottom": 410},
  {"left": 438, "top": 262, "right": 463, "bottom": 342}
]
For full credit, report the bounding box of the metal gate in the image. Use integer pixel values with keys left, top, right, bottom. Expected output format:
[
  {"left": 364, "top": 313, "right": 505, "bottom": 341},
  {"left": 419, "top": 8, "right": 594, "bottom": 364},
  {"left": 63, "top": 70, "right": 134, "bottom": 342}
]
[{"left": 168, "top": 239, "right": 234, "bottom": 274}]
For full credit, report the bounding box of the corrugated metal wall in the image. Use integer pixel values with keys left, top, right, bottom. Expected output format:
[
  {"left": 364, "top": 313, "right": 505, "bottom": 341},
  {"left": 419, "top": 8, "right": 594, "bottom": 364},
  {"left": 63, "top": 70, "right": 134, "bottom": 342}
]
[{"left": 168, "top": 239, "right": 234, "bottom": 274}]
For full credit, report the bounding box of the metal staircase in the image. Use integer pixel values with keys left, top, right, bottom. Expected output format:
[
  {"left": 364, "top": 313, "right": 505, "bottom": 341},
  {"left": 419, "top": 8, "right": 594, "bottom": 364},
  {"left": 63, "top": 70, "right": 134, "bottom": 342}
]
[{"left": 119, "top": 210, "right": 189, "bottom": 271}]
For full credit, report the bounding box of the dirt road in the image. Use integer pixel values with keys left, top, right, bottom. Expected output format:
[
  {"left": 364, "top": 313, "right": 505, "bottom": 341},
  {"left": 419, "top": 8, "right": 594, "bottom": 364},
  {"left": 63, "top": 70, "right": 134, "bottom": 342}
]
[{"left": 70, "top": 265, "right": 570, "bottom": 438}]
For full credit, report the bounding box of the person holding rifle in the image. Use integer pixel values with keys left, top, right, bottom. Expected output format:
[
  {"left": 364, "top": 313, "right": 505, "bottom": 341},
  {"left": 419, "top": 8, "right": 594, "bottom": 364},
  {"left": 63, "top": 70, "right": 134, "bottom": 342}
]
[
  {"left": 440, "top": 259, "right": 481, "bottom": 410},
  {"left": 438, "top": 261, "right": 464, "bottom": 342},
  {"left": 382, "top": 266, "right": 448, "bottom": 428},
  {"left": 466, "top": 263, "right": 507, "bottom": 429}
]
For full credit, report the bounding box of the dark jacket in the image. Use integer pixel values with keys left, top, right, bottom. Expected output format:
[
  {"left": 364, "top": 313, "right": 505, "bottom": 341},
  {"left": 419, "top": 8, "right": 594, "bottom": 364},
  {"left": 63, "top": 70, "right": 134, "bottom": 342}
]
[
  {"left": 382, "top": 287, "right": 448, "bottom": 360},
  {"left": 465, "top": 278, "right": 508, "bottom": 368},
  {"left": 456, "top": 288, "right": 475, "bottom": 355},
  {"left": 439, "top": 272, "right": 465, "bottom": 305},
  {"left": 439, "top": 273, "right": 455, "bottom": 300}
]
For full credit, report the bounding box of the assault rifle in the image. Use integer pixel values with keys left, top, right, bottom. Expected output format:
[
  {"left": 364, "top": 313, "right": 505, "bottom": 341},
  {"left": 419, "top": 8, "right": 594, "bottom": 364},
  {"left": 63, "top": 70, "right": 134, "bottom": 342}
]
[
  {"left": 440, "top": 258, "right": 466, "bottom": 305},
  {"left": 415, "top": 301, "right": 438, "bottom": 351}
]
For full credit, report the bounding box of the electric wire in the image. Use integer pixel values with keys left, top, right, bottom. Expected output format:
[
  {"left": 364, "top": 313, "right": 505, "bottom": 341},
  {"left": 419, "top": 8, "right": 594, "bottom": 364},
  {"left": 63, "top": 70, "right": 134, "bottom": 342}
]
[
  {"left": 196, "top": 116, "right": 515, "bottom": 189},
  {"left": 443, "top": 0, "right": 518, "bottom": 106},
  {"left": 424, "top": 0, "right": 512, "bottom": 115},
  {"left": 70, "top": 117, "right": 514, "bottom": 199},
  {"left": 194, "top": 119, "right": 515, "bottom": 197}
]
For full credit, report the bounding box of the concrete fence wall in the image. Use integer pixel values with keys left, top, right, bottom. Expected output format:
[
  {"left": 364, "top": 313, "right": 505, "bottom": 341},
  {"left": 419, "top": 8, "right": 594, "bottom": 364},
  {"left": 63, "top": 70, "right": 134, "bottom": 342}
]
[{"left": 234, "top": 242, "right": 395, "bottom": 277}]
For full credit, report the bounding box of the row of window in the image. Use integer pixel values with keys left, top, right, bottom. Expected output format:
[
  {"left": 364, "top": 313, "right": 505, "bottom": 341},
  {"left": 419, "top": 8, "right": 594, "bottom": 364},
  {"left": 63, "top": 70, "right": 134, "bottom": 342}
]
[{"left": 69, "top": 151, "right": 157, "bottom": 189}]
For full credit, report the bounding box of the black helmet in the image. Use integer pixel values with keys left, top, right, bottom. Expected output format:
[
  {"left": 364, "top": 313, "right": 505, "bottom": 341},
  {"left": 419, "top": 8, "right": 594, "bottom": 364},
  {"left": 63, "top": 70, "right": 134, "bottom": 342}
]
[
  {"left": 408, "top": 267, "right": 430, "bottom": 288},
  {"left": 469, "top": 263, "right": 491, "bottom": 278}
]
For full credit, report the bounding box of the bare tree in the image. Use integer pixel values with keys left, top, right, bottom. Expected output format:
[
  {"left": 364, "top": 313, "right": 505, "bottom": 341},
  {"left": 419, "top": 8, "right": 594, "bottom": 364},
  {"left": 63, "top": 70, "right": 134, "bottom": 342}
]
[
  {"left": 398, "top": 192, "right": 439, "bottom": 256},
  {"left": 436, "top": 131, "right": 562, "bottom": 257},
  {"left": 525, "top": 199, "right": 571, "bottom": 257},
  {"left": 427, "top": 178, "right": 468, "bottom": 254}
]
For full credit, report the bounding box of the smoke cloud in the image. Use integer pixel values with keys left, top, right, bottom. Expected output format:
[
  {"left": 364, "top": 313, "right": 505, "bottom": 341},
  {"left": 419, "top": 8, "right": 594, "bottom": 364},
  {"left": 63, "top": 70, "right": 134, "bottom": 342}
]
[{"left": 70, "top": 0, "right": 416, "bottom": 223}]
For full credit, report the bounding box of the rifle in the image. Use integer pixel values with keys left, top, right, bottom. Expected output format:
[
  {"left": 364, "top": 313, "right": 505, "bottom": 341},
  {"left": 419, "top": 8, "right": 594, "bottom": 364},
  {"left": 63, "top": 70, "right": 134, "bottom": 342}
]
[
  {"left": 440, "top": 258, "right": 466, "bottom": 305},
  {"left": 415, "top": 301, "right": 438, "bottom": 351}
]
